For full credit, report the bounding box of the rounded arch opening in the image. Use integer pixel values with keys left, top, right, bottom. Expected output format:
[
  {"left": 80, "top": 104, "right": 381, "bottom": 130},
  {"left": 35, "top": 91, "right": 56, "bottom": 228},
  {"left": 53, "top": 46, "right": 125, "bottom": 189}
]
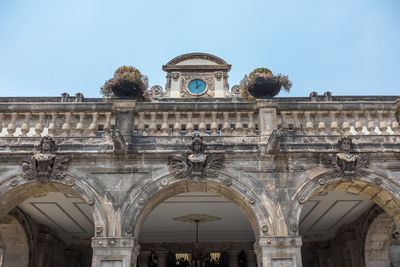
[
  {"left": 291, "top": 171, "right": 400, "bottom": 267},
  {"left": 0, "top": 174, "right": 108, "bottom": 267},
  {"left": 121, "top": 173, "right": 283, "bottom": 240}
]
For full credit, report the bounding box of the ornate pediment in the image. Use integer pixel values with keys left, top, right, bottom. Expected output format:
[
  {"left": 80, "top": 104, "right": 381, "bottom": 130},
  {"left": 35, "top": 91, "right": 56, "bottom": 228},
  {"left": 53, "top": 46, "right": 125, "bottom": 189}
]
[
  {"left": 21, "top": 136, "right": 71, "bottom": 183},
  {"left": 168, "top": 135, "right": 225, "bottom": 182}
]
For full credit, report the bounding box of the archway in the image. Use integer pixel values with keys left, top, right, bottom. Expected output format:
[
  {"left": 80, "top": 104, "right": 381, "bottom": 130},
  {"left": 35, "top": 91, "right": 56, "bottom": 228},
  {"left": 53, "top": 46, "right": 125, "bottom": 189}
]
[
  {"left": 138, "top": 191, "right": 256, "bottom": 267},
  {"left": 121, "top": 172, "right": 284, "bottom": 239},
  {"left": 0, "top": 170, "right": 109, "bottom": 267},
  {"left": 290, "top": 170, "right": 400, "bottom": 267},
  {"left": 120, "top": 172, "right": 284, "bottom": 267}
]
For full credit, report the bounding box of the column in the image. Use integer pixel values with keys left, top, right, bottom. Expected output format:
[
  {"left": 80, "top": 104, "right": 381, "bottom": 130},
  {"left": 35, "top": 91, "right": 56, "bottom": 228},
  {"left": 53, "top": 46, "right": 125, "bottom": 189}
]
[
  {"left": 228, "top": 250, "right": 240, "bottom": 267},
  {"left": 256, "top": 99, "right": 278, "bottom": 137},
  {"left": 91, "top": 237, "right": 139, "bottom": 267},
  {"left": 255, "top": 237, "right": 302, "bottom": 267},
  {"left": 138, "top": 251, "right": 151, "bottom": 267},
  {"left": 114, "top": 100, "right": 137, "bottom": 143},
  {"left": 155, "top": 251, "right": 168, "bottom": 267},
  {"left": 245, "top": 250, "right": 257, "bottom": 267}
]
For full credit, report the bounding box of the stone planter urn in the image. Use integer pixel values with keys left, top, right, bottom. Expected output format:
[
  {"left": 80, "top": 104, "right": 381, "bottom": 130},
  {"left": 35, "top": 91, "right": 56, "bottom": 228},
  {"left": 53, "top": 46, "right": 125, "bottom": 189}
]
[
  {"left": 111, "top": 81, "right": 144, "bottom": 99},
  {"left": 248, "top": 77, "right": 281, "bottom": 98}
]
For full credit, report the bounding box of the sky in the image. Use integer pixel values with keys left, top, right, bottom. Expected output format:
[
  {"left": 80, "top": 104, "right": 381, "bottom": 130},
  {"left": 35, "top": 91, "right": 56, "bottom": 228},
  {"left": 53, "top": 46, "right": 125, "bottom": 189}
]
[{"left": 0, "top": 0, "right": 399, "bottom": 98}]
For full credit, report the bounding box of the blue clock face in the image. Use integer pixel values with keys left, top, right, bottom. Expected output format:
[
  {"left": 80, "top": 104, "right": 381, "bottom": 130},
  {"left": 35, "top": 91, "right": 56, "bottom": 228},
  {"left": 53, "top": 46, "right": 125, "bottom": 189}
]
[{"left": 188, "top": 79, "right": 207, "bottom": 94}]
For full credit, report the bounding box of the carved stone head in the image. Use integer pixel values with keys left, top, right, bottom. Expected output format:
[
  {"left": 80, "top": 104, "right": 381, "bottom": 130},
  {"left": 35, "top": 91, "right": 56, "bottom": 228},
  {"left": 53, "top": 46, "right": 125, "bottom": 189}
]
[
  {"left": 40, "top": 136, "right": 56, "bottom": 153},
  {"left": 191, "top": 135, "right": 204, "bottom": 153},
  {"left": 338, "top": 136, "right": 352, "bottom": 153}
]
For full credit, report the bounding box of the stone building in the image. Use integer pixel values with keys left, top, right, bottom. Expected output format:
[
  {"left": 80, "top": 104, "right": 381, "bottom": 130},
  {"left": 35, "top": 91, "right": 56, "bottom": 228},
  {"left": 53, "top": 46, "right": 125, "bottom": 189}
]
[{"left": 0, "top": 53, "right": 399, "bottom": 267}]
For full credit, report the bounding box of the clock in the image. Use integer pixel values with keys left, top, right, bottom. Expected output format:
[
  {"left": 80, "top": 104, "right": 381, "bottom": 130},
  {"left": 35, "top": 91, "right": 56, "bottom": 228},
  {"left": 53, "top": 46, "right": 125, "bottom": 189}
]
[{"left": 188, "top": 79, "right": 207, "bottom": 95}]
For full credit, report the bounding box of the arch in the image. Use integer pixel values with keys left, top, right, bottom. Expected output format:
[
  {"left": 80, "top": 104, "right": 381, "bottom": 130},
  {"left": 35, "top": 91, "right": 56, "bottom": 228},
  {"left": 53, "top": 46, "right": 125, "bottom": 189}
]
[
  {"left": 0, "top": 167, "right": 110, "bottom": 237},
  {"left": 364, "top": 212, "right": 395, "bottom": 267},
  {"left": 120, "top": 169, "right": 286, "bottom": 239},
  {"left": 0, "top": 214, "right": 29, "bottom": 267},
  {"left": 289, "top": 167, "right": 400, "bottom": 236}
]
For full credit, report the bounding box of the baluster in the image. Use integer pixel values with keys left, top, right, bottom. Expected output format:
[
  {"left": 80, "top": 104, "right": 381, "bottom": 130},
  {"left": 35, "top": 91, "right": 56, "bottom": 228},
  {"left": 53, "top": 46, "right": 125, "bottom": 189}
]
[
  {"left": 366, "top": 110, "right": 376, "bottom": 134},
  {"left": 34, "top": 112, "right": 45, "bottom": 137},
  {"left": 136, "top": 112, "right": 145, "bottom": 136},
  {"left": 161, "top": 112, "right": 169, "bottom": 136},
  {"left": 75, "top": 112, "right": 85, "bottom": 136},
  {"left": 186, "top": 112, "right": 194, "bottom": 136},
  {"left": 48, "top": 112, "right": 57, "bottom": 137},
  {"left": 6, "top": 113, "right": 17, "bottom": 137},
  {"left": 20, "top": 112, "right": 31, "bottom": 136},
  {"left": 304, "top": 111, "right": 314, "bottom": 135},
  {"left": 173, "top": 112, "right": 182, "bottom": 136},
  {"left": 198, "top": 112, "right": 206, "bottom": 136},
  {"left": 317, "top": 112, "right": 326, "bottom": 135},
  {"left": 149, "top": 112, "right": 157, "bottom": 136},
  {"left": 61, "top": 112, "right": 72, "bottom": 137},
  {"left": 341, "top": 111, "right": 350, "bottom": 135},
  {"left": 89, "top": 112, "right": 98, "bottom": 136},
  {"left": 292, "top": 111, "right": 302, "bottom": 135},
  {"left": 210, "top": 112, "right": 219, "bottom": 136},
  {"left": 104, "top": 112, "right": 112, "bottom": 137},
  {"left": 235, "top": 112, "right": 243, "bottom": 136},
  {"left": 0, "top": 113, "right": 4, "bottom": 135},
  {"left": 390, "top": 111, "right": 400, "bottom": 134},
  {"left": 247, "top": 112, "right": 256, "bottom": 136},
  {"left": 377, "top": 110, "right": 388, "bottom": 134},
  {"left": 329, "top": 111, "right": 340, "bottom": 135},
  {"left": 222, "top": 112, "right": 231, "bottom": 136},
  {"left": 354, "top": 111, "right": 363, "bottom": 135}
]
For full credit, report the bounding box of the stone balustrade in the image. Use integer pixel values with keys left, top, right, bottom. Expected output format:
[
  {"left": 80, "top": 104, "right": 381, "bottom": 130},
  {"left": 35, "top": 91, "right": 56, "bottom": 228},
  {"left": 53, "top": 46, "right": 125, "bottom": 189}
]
[
  {"left": 0, "top": 100, "right": 114, "bottom": 138},
  {"left": 277, "top": 101, "right": 400, "bottom": 136},
  {"left": 0, "top": 96, "right": 399, "bottom": 141},
  {"left": 133, "top": 110, "right": 258, "bottom": 136}
]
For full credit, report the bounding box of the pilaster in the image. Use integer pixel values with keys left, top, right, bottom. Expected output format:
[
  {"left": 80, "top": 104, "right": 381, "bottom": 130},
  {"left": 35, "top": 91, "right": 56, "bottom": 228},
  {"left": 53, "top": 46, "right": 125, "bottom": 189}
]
[
  {"left": 256, "top": 99, "right": 278, "bottom": 137},
  {"left": 91, "top": 237, "right": 140, "bottom": 267},
  {"left": 113, "top": 100, "right": 137, "bottom": 143},
  {"left": 254, "top": 237, "right": 302, "bottom": 267}
]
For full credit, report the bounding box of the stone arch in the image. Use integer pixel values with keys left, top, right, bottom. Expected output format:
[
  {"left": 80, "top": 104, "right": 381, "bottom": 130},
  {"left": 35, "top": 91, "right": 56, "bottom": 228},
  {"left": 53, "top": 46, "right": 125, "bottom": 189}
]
[
  {"left": 364, "top": 212, "right": 395, "bottom": 267},
  {"left": 288, "top": 167, "right": 400, "bottom": 236},
  {"left": 0, "top": 214, "right": 29, "bottom": 267},
  {"left": 120, "top": 169, "right": 286, "bottom": 239},
  {"left": 0, "top": 167, "right": 110, "bottom": 237}
]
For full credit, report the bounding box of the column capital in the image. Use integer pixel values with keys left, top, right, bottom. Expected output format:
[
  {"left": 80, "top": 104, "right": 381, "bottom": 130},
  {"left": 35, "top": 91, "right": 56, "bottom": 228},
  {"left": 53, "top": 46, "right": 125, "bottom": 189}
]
[
  {"left": 256, "top": 236, "right": 302, "bottom": 248},
  {"left": 256, "top": 99, "right": 278, "bottom": 109}
]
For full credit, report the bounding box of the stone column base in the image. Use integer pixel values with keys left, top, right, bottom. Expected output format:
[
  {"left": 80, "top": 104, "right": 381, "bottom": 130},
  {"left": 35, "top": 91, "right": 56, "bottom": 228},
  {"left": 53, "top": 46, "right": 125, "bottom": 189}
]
[
  {"left": 255, "top": 237, "right": 302, "bottom": 267},
  {"left": 92, "top": 237, "right": 140, "bottom": 267}
]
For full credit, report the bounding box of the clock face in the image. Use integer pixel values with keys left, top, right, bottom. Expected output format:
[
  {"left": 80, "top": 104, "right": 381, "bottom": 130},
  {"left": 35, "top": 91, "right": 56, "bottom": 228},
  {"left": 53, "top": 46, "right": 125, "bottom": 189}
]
[{"left": 188, "top": 79, "right": 207, "bottom": 95}]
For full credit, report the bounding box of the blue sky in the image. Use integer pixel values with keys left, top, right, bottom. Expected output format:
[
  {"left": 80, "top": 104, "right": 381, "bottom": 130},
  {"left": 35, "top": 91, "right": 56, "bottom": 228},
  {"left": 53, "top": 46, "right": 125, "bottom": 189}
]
[{"left": 0, "top": 0, "right": 399, "bottom": 97}]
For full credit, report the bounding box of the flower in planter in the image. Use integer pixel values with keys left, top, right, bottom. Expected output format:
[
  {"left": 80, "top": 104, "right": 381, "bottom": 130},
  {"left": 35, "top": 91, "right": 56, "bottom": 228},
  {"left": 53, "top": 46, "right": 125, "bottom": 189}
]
[
  {"left": 100, "top": 66, "right": 149, "bottom": 100},
  {"left": 240, "top": 67, "right": 292, "bottom": 100}
]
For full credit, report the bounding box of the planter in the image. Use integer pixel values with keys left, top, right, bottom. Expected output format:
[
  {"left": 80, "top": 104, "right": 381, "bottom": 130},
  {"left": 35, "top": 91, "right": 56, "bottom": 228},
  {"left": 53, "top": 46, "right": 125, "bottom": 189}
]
[
  {"left": 248, "top": 77, "right": 281, "bottom": 98},
  {"left": 111, "top": 81, "right": 144, "bottom": 99}
]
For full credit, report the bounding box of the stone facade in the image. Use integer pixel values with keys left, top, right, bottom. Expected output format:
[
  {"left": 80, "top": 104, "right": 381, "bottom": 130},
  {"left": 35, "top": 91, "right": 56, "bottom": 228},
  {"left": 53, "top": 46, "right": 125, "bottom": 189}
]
[{"left": 0, "top": 54, "right": 399, "bottom": 267}]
